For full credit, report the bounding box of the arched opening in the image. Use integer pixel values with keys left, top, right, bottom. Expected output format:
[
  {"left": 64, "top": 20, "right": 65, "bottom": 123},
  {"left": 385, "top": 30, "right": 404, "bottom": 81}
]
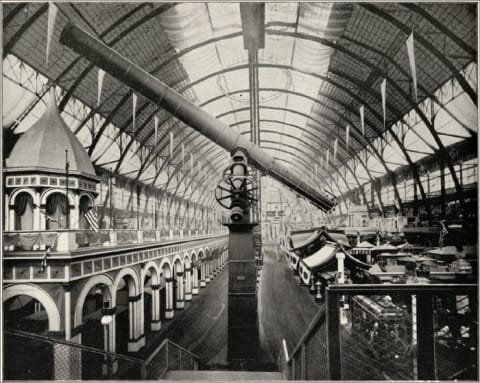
[
  {"left": 191, "top": 252, "right": 200, "bottom": 295},
  {"left": 79, "top": 195, "right": 93, "bottom": 230},
  {"left": 13, "top": 192, "right": 34, "bottom": 230},
  {"left": 45, "top": 193, "right": 68, "bottom": 230},
  {"left": 173, "top": 258, "right": 185, "bottom": 309},
  {"left": 79, "top": 282, "right": 113, "bottom": 379},
  {"left": 3, "top": 285, "right": 60, "bottom": 380},
  {"left": 184, "top": 254, "right": 193, "bottom": 301},
  {"left": 198, "top": 250, "right": 206, "bottom": 287},
  {"left": 114, "top": 272, "right": 138, "bottom": 354},
  {"left": 161, "top": 261, "right": 174, "bottom": 319},
  {"left": 143, "top": 263, "right": 161, "bottom": 337}
]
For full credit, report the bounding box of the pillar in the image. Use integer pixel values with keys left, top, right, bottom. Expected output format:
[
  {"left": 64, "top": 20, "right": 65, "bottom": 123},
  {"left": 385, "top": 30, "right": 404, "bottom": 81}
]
[
  {"left": 176, "top": 272, "right": 185, "bottom": 309},
  {"left": 165, "top": 278, "right": 175, "bottom": 319},
  {"left": 200, "top": 264, "right": 206, "bottom": 287},
  {"left": 150, "top": 284, "right": 161, "bottom": 331},
  {"left": 185, "top": 268, "right": 192, "bottom": 301},
  {"left": 53, "top": 286, "right": 82, "bottom": 380},
  {"left": 192, "top": 267, "right": 199, "bottom": 295},
  {"left": 8, "top": 207, "right": 15, "bottom": 231},
  {"left": 206, "top": 261, "right": 211, "bottom": 283},
  {"left": 127, "top": 294, "right": 145, "bottom": 353},
  {"left": 33, "top": 192, "right": 41, "bottom": 230}
]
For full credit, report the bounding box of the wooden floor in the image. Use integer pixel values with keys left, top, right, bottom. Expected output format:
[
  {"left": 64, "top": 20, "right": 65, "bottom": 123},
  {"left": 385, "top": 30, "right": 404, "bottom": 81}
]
[{"left": 145, "top": 244, "right": 323, "bottom": 370}]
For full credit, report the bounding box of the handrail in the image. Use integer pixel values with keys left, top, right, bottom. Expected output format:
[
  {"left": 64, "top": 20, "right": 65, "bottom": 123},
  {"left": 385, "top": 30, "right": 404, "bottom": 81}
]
[
  {"left": 287, "top": 305, "right": 326, "bottom": 361},
  {"left": 5, "top": 329, "right": 144, "bottom": 363},
  {"left": 167, "top": 339, "right": 200, "bottom": 360},
  {"left": 327, "top": 283, "right": 477, "bottom": 295}
]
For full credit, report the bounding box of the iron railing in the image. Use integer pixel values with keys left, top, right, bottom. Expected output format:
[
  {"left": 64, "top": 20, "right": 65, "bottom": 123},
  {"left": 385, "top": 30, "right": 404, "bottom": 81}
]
[
  {"left": 144, "top": 339, "right": 199, "bottom": 379},
  {"left": 4, "top": 329, "right": 200, "bottom": 380},
  {"left": 279, "top": 283, "right": 478, "bottom": 381}
]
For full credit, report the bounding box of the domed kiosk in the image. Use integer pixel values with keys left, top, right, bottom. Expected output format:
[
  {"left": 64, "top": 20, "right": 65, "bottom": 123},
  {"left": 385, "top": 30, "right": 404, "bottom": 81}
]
[{"left": 4, "top": 88, "right": 99, "bottom": 240}]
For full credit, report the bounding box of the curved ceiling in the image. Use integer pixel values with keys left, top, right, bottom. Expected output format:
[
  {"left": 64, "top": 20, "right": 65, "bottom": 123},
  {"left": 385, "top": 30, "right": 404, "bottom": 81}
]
[{"left": 3, "top": 2, "right": 477, "bottom": 207}]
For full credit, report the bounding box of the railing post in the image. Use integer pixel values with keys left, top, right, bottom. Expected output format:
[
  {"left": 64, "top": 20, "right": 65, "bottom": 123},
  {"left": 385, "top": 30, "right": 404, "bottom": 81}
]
[
  {"left": 179, "top": 348, "right": 182, "bottom": 370},
  {"left": 416, "top": 292, "right": 436, "bottom": 380},
  {"left": 300, "top": 344, "right": 306, "bottom": 380},
  {"left": 327, "top": 289, "right": 341, "bottom": 380},
  {"left": 291, "top": 356, "right": 295, "bottom": 379}
]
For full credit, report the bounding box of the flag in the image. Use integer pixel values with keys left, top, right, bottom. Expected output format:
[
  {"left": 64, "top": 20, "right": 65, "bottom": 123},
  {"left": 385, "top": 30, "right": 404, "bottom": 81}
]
[
  {"left": 97, "top": 69, "right": 105, "bottom": 106},
  {"left": 406, "top": 32, "right": 418, "bottom": 102},
  {"left": 346, "top": 124, "right": 350, "bottom": 148},
  {"left": 381, "top": 78, "right": 387, "bottom": 128},
  {"left": 333, "top": 138, "right": 338, "bottom": 160},
  {"left": 46, "top": 2, "right": 58, "bottom": 65},
  {"left": 169, "top": 132, "right": 174, "bottom": 158},
  {"left": 85, "top": 209, "right": 99, "bottom": 233},
  {"left": 439, "top": 221, "right": 448, "bottom": 247},
  {"left": 154, "top": 116, "right": 159, "bottom": 144},
  {"left": 360, "top": 105, "right": 365, "bottom": 136},
  {"left": 132, "top": 93, "right": 137, "bottom": 129},
  {"left": 182, "top": 144, "right": 185, "bottom": 168}
]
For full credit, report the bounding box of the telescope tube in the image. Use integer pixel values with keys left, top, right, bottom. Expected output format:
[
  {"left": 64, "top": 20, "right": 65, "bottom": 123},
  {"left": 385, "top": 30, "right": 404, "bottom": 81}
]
[{"left": 60, "top": 22, "right": 335, "bottom": 212}]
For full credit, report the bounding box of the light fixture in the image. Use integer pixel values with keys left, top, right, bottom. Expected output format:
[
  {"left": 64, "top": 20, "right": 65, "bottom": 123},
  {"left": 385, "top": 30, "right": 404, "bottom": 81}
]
[{"left": 101, "top": 314, "right": 113, "bottom": 326}]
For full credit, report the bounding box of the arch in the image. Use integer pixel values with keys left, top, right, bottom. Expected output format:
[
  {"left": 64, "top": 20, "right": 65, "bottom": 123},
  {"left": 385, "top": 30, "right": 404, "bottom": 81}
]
[
  {"left": 9, "top": 188, "right": 39, "bottom": 207},
  {"left": 78, "top": 192, "right": 95, "bottom": 207},
  {"left": 172, "top": 255, "right": 184, "bottom": 274},
  {"left": 183, "top": 252, "right": 192, "bottom": 269},
  {"left": 141, "top": 261, "right": 160, "bottom": 285},
  {"left": 4, "top": 283, "right": 61, "bottom": 332},
  {"left": 40, "top": 188, "right": 75, "bottom": 206},
  {"left": 112, "top": 267, "right": 140, "bottom": 302},
  {"left": 158, "top": 258, "right": 173, "bottom": 279},
  {"left": 74, "top": 274, "right": 114, "bottom": 327},
  {"left": 190, "top": 251, "right": 197, "bottom": 263}
]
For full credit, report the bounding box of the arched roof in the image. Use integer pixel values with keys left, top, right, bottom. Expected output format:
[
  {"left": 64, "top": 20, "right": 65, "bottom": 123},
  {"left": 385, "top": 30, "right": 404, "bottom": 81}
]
[{"left": 2, "top": 3, "right": 477, "bottom": 209}]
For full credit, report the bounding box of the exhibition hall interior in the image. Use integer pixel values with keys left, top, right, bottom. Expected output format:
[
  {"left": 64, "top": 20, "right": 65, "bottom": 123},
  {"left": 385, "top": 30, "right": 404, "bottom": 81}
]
[{"left": 2, "top": 2, "right": 478, "bottom": 381}]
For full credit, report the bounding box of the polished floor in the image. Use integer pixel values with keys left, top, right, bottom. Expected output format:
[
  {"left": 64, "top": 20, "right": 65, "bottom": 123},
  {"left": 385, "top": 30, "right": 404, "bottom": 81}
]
[{"left": 147, "top": 243, "right": 324, "bottom": 371}]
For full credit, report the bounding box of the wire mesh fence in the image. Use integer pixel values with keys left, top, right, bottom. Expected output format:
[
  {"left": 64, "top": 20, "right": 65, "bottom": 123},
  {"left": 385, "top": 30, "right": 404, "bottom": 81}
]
[
  {"left": 144, "top": 339, "right": 199, "bottom": 379},
  {"left": 4, "top": 329, "right": 145, "bottom": 380},
  {"left": 330, "top": 284, "right": 478, "bottom": 381},
  {"left": 280, "top": 284, "right": 477, "bottom": 381}
]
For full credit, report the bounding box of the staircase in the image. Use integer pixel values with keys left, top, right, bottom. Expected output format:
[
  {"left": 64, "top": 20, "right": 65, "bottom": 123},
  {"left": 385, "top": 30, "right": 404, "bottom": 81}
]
[{"left": 162, "top": 370, "right": 284, "bottom": 380}]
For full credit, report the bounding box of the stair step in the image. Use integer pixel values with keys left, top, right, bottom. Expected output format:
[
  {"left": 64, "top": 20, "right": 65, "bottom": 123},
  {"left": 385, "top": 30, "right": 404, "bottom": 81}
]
[{"left": 162, "top": 370, "right": 284, "bottom": 381}]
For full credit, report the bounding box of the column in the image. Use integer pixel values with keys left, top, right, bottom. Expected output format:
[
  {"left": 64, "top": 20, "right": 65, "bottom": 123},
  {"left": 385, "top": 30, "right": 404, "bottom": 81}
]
[
  {"left": 127, "top": 294, "right": 145, "bottom": 353},
  {"left": 192, "top": 267, "right": 199, "bottom": 295},
  {"left": 53, "top": 286, "right": 82, "bottom": 380},
  {"left": 176, "top": 272, "right": 185, "bottom": 309},
  {"left": 200, "top": 264, "right": 206, "bottom": 287},
  {"left": 101, "top": 308, "right": 117, "bottom": 377},
  {"left": 185, "top": 268, "right": 192, "bottom": 301},
  {"left": 150, "top": 285, "right": 161, "bottom": 331},
  {"left": 205, "top": 261, "right": 211, "bottom": 283},
  {"left": 165, "top": 278, "right": 175, "bottom": 319},
  {"left": 8, "top": 207, "right": 15, "bottom": 231},
  {"left": 209, "top": 259, "right": 214, "bottom": 280}
]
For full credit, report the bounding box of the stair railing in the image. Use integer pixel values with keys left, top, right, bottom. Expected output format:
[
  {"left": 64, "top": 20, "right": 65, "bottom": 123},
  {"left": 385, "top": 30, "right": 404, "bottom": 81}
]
[{"left": 144, "top": 338, "right": 199, "bottom": 379}]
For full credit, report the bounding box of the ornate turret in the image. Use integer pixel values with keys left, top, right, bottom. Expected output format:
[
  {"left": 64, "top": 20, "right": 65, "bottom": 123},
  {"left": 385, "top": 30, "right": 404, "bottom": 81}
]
[{"left": 4, "top": 88, "right": 99, "bottom": 233}]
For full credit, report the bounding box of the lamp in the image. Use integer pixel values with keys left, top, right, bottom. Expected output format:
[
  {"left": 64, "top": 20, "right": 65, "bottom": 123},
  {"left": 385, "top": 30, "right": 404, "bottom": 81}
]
[{"left": 101, "top": 314, "right": 113, "bottom": 326}]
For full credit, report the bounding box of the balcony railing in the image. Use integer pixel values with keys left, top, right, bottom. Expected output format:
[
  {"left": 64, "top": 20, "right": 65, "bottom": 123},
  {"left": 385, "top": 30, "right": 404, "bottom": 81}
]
[
  {"left": 3, "top": 227, "right": 228, "bottom": 253},
  {"left": 280, "top": 283, "right": 478, "bottom": 381}
]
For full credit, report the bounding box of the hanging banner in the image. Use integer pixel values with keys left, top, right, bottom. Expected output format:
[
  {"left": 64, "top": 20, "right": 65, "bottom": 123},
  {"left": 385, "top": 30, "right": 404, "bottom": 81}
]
[
  {"left": 406, "top": 32, "right": 418, "bottom": 102},
  {"left": 333, "top": 138, "right": 338, "bottom": 160},
  {"left": 154, "top": 116, "right": 158, "bottom": 144},
  {"left": 97, "top": 69, "right": 105, "bottom": 106},
  {"left": 360, "top": 105, "right": 365, "bottom": 136},
  {"left": 132, "top": 93, "right": 137, "bottom": 130},
  {"left": 169, "top": 131, "right": 174, "bottom": 158},
  {"left": 346, "top": 124, "right": 350, "bottom": 148},
  {"left": 381, "top": 78, "right": 387, "bottom": 128},
  {"left": 46, "top": 2, "right": 58, "bottom": 65},
  {"left": 181, "top": 144, "right": 185, "bottom": 169},
  {"left": 326, "top": 149, "right": 330, "bottom": 166}
]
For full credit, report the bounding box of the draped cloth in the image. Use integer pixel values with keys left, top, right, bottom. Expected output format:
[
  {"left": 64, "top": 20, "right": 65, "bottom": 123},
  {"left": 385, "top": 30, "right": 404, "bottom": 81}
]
[
  {"left": 46, "top": 193, "right": 68, "bottom": 230},
  {"left": 14, "top": 193, "right": 34, "bottom": 231}
]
